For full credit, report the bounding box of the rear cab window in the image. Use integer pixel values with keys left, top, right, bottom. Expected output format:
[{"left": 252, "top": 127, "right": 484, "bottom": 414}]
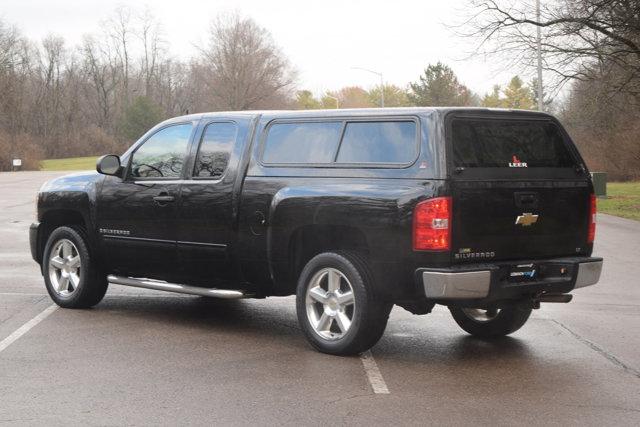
[
  {"left": 262, "top": 122, "right": 343, "bottom": 164},
  {"left": 261, "top": 118, "right": 419, "bottom": 167},
  {"left": 337, "top": 121, "right": 417, "bottom": 164}
]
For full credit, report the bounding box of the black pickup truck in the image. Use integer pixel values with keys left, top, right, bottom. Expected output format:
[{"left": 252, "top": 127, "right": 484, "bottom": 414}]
[{"left": 30, "top": 108, "right": 603, "bottom": 355}]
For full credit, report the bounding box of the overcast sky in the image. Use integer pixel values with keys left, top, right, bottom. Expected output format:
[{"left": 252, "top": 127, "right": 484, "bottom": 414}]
[{"left": 3, "top": 0, "right": 520, "bottom": 96}]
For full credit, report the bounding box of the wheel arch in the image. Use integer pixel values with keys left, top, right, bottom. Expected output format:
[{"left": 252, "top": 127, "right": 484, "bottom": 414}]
[
  {"left": 289, "top": 224, "right": 369, "bottom": 277},
  {"left": 270, "top": 224, "right": 370, "bottom": 296},
  {"left": 37, "top": 209, "right": 92, "bottom": 267},
  {"left": 264, "top": 183, "right": 416, "bottom": 297}
]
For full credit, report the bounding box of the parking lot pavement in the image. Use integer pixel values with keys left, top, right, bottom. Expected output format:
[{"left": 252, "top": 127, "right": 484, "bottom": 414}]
[{"left": 1, "top": 171, "right": 639, "bottom": 425}]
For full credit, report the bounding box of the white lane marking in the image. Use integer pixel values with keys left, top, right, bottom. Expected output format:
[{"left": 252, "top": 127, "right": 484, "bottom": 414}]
[
  {"left": 360, "top": 350, "right": 389, "bottom": 394},
  {"left": 0, "top": 292, "right": 189, "bottom": 298},
  {"left": 0, "top": 304, "right": 58, "bottom": 354},
  {"left": 0, "top": 292, "right": 49, "bottom": 296}
]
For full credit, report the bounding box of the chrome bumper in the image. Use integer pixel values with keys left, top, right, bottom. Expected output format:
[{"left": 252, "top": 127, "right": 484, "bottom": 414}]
[
  {"left": 422, "top": 269, "right": 491, "bottom": 299},
  {"left": 421, "top": 259, "right": 603, "bottom": 300},
  {"left": 574, "top": 260, "right": 603, "bottom": 288}
]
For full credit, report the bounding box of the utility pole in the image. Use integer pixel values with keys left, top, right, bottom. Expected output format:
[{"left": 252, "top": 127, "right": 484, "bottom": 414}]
[
  {"left": 536, "top": 0, "right": 544, "bottom": 111},
  {"left": 351, "top": 67, "right": 384, "bottom": 107}
]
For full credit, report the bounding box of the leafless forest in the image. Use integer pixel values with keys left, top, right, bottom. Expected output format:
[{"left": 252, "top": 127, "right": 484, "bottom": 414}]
[
  {"left": 0, "top": 1, "right": 638, "bottom": 179},
  {"left": 0, "top": 10, "right": 296, "bottom": 170}
]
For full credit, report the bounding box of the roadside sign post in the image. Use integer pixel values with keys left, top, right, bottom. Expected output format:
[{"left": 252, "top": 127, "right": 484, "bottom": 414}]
[{"left": 12, "top": 158, "right": 22, "bottom": 172}]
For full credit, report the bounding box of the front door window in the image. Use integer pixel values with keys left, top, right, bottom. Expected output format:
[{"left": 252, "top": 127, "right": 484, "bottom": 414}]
[{"left": 130, "top": 124, "right": 193, "bottom": 178}]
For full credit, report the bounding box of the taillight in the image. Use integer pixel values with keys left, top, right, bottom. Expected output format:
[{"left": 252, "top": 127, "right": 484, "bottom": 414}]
[
  {"left": 588, "top": 194, "right": 596, "bottom": 243},
  {"left": 413, "top": 197, "right": 451, "bottom": 251}
]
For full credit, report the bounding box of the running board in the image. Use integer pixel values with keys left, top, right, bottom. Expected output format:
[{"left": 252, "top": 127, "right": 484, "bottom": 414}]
[{"left": 107, "top": 275, "right": 248, "bottom": 299}]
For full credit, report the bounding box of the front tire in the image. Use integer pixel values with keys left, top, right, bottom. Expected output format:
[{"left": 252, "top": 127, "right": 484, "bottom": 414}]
[
  {"left": 296, "top": 251, "right": 391, "bottom": 356},
  {"left": 43, "top": 226, "right": 108, "bottom": 308},
  {"left": 449, "top": 305, "right": 532, "bottom": 338}
]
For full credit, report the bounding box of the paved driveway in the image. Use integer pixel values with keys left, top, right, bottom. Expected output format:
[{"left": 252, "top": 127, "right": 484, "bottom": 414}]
[{"left": 1, "top": 171, "right": 638, "bottom": 425}]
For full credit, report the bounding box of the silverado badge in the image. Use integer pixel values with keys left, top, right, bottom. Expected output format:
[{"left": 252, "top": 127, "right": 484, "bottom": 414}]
[{"left": 515, "top": 213, "right": 539, "bottom": 226}]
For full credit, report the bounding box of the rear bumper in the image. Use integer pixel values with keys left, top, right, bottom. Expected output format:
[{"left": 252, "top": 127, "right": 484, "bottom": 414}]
[
  {"left": 418, "top": 256, "right": 602, "bottom": 302},
  {"left": 29, "top": 222, "right": 41, "bottom": 264},
  {"left": 574, "top": 260, "right": 603, "bottom": 289}
]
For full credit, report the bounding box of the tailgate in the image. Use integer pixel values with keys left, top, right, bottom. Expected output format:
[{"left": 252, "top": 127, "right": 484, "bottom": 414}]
[
  {"left": 446, "top": 112, "right": 592, "bottom": 263},
  {"left": 452, "top": 181, "right": 590, "bottom": 261}
]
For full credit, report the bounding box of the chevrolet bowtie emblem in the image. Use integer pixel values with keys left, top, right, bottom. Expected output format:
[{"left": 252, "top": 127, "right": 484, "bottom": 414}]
[{"left": 515, "top": 212, "right": 539, "bottom": 226}]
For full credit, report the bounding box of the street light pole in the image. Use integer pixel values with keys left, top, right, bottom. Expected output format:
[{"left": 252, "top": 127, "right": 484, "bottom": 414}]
[
  {"left": 380, "top": 74, "right": 384, "bottom": 108},
  {"left": 536, "top": 0, "right": 544, "bottom": 111},
  {"left": 325, "top": 95, "right": 339, "bottom": 109},
  {"left": 351, "top": 67, "right": 384, "bottom": 107}
]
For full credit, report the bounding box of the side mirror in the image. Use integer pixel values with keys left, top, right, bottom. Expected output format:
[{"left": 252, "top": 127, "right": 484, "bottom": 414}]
[{"left": 96, "top": 155, "right": 123, "bottom": 177}]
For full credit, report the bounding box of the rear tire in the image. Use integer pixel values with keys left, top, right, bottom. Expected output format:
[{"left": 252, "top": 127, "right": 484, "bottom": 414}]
[
  {"left": 43, "top": 226, "right": 108, "bottom": 308},
  {"left": 296, "top": 251, "right": 392, "bottom": 356},
  {"left": 449, "top": 304, "right": 532, "bottom": 338}
]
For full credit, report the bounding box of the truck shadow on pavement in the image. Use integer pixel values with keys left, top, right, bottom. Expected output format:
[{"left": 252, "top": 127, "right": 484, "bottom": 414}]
[
  {"left": 77, "top": 295, "right": 606, "bottom": 396},
  {"left": 92, "top": 294, "right": 307, "bottom": 347},
  {"left": 377, "top": 332, "right": 533, "bottom": 362},
  {"left": 90, "top": 295, "right": 542, "bottom": 366}
]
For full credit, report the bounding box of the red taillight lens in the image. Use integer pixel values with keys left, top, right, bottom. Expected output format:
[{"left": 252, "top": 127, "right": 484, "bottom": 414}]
[
  {"left": 413, "top": 197, "right": 451, "bottom": 251},
  {"left": 588, "top": 194, "right": 596, "bottom": 243}
]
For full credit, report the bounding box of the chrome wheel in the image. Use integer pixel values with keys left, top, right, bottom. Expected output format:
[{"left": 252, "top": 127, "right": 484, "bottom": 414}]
[
  {"left": 305, "top": 267, "right": 356, "bottom": 340},
  {"left": 461, "top": 308, "right": 501, "bottom": 322},
  {"left": 48, "top": 239, "right": 81, "bottom": 296}
]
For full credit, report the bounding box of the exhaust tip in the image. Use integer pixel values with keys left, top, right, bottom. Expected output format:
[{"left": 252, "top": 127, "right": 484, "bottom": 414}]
[{"left": 537, "top": 293, "right": 573, "bottom": 304}]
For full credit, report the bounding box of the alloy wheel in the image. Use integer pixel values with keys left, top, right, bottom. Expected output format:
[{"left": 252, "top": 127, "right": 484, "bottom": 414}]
[
  {"left": 305, "top": 267, "right": 356, "bottom": 340},
  {"left": 48, "top": 239, "right": 82, "bottom": 296}
]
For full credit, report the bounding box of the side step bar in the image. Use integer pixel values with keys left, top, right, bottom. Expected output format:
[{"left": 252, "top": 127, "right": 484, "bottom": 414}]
[{"left": 107, "top": 275, "right": 248, "bottom": 299}]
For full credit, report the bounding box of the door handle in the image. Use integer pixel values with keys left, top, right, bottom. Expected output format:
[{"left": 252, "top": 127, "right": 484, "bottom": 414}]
[{"left": 153, "top": 193, "right": 175, "bottom": 205}]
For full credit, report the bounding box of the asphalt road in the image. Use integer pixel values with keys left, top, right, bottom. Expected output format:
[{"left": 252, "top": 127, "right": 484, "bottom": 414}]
[{"left": 1, "top": 171, "right": 639, "bottom": 426}]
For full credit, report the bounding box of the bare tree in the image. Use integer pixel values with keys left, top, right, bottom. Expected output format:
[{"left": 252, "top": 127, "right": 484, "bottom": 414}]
[
  {"left": 155, "top": 58, "right": 191, "bottom": 116},
  {"left": 105, "top": 6, "right": 133, "bottom": 106},
  {"left": 137, "top": 8, "right": 165, "bottom": 98},
  {"left": 0, "top": 21, "right": 25, "bottom": 71},
  {"left": 562, "top": 76, "right": 640, "bottom": 180},
  {"left": 459, "top": 0, "right": 640, "bottom": 98},
  {"left": 195, "top": 13, "right": 296, "bottom": 110},
  {"left": 81, "top": 35, "right": 119, "bottom": 129},
  {"left": 35, "top": 36, "right": 65, "bottom": 153},
  {"left": 0, "top": 21, "right": 34, "bottom": 166}
]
